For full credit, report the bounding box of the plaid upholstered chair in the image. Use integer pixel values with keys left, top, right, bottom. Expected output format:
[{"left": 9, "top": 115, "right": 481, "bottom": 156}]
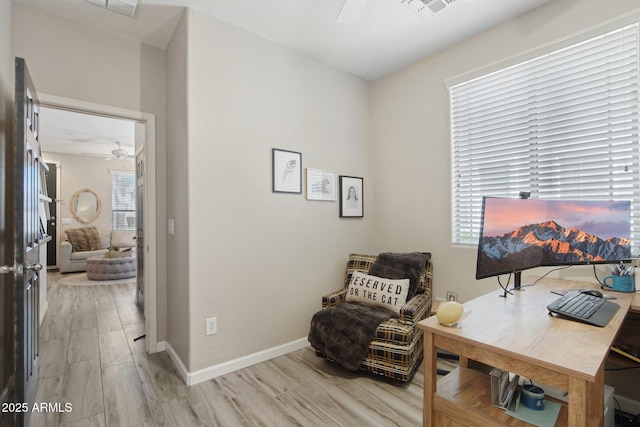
[{"left": 311, "top": 253, "right": 433, "bottom": 383}]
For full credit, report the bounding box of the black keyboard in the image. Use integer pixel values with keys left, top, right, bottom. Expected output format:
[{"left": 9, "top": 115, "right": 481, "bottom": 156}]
[{"left": 547, "top": 290, "right": 620, "bottom": 327}]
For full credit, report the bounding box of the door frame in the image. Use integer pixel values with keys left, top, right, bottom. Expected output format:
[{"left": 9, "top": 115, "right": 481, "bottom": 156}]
[{"left": 39, "top": 94, "right": 158, "bottom": 353}]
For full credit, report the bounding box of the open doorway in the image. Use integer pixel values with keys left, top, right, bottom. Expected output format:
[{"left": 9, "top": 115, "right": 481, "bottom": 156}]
[
  {"left": 39, "top": 107, "right": 137, "bottom": 271},
  {"left": 38, "top": 94, "right": 157, "bottom": 354}
]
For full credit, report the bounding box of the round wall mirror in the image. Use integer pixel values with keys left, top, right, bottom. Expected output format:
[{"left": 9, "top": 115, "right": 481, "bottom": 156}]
[{"left": 70, "top": 188, "right": 101, "bottom": 224}]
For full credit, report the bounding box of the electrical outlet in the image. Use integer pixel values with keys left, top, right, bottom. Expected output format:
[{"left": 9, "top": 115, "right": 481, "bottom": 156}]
[{"left": 206, "top": 317, "right": 217, "bottom": 335}]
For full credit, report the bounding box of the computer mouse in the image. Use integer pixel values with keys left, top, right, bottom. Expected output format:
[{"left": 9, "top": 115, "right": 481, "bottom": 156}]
[{"left": 580, "top": 289, "right": 603, "bottom": 298}]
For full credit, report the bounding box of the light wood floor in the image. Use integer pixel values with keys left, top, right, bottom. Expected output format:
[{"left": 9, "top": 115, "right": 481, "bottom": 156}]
[{"left": 30, "top": 273, "right": 455, "bottom": 427}]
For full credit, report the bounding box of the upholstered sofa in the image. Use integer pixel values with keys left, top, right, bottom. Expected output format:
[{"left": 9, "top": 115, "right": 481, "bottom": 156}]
[
  {"left": 311, "top": 253, "right": 433, "bottom": 383},
  {"left": 59, "top": 227, "right": 136, "bottom": 273}
]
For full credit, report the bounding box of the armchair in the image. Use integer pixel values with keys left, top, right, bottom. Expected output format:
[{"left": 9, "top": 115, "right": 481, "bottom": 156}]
[{"left": 312, "top": 253, "right": 433, "bottom": 383}]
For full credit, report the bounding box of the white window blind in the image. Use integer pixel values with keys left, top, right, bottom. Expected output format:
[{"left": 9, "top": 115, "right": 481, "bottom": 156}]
[
  {"left": 111, "top": 170, "right": 136, "bottom": 230},
  {"left": 450, "top": 24, "right": 640, "bottom": 252}
]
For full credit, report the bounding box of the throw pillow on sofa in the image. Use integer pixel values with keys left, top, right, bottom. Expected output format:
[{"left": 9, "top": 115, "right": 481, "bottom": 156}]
[
  {"left": 65, "top": 227, "right": 102, "bottom": 252},
  {"left": 110, "top": 230, "right": 136, "bottom": 248}
]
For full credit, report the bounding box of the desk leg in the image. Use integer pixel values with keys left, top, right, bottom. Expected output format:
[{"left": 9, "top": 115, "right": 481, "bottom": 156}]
[
  {"left": 459, "top": 356, "right": 469, "bottom": 368},
  {"left": 587, "top": 368, "right": 605, "bottom": 427},
  {"left": 423, "top": 331, "right": 437, "bottom": 427},
  {"left": 568, "top": 375, "right": 604, "bottom": 427},
  {"left": 568, "top": 378, "right": 587, "bottom": 427}
]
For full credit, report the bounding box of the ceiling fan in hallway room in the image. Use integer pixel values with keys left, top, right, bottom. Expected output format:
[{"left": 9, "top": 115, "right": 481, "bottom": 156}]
[{"left": 82, "top": 141, "right": 131, "bottom": 161}]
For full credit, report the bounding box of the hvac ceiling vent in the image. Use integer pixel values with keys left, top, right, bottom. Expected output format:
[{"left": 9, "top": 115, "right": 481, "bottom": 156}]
[
  {"left": 403, "top": 0, "right": 457, "bottom": 17},
  {"left": 86, "top": 0, "right": 139, "bottom": 17}
]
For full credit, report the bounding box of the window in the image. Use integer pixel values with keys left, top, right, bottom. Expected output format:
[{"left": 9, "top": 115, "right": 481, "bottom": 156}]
[
  {"left": 111, "top": 170, "right": 136, "bottom": 230},
  {"left": 450, "top": 24, "right": 640, "bottom": 252}
]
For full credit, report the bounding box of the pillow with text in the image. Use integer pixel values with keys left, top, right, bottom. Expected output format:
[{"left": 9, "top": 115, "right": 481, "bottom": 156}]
[{"left": 345, "top": 272, "right": 410, "bottom": 314}]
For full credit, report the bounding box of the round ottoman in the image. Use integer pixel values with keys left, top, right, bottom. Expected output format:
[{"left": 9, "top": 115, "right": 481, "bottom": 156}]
[{"left": 86, "top": 256, "right": 136, "bottom": 280}]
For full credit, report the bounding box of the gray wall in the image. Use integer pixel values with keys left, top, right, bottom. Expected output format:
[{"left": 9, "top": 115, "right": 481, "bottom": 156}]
[{"left": 168, "top": 9, "right": 375, "bottom": 372}]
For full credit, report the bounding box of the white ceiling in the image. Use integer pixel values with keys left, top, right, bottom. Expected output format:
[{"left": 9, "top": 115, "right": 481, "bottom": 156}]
[
  {"left": 21, "top": 0, "right": 552, "bottom": 155},
  {"left": 39, "top": 107, "right": 136, "bottom": 157},
  {"left": 15, "top": 0, "right": 552, "bottom": 81}
]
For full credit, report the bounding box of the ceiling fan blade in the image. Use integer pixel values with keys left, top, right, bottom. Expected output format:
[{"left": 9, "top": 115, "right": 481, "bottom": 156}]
[{"left": 336, "top": 0, "right": 367, "bottom": 23}]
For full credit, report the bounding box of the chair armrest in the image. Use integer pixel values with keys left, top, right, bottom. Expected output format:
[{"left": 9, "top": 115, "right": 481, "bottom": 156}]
[
  {"left": 321, "top": 289, "right": 347, "bottom": 309},
  {"left": 398, "top": 291, "right": 432, "bottom": 326}
]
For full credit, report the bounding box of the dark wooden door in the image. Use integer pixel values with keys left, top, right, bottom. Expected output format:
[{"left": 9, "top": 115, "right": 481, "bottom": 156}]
[
  {"left": 13, "top": 57, "right": 42, "bottom": 426},
  {"left": 0, "top": 56, "right": 16, "bottom": 427},
  {"left": 45, "top": 163, "right": 57, "bottom": 268}
]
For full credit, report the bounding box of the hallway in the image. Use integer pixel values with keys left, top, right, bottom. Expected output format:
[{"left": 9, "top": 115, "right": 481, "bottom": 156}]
[{"left": 32, "top": 273, "right": 155, "bottom": 426}]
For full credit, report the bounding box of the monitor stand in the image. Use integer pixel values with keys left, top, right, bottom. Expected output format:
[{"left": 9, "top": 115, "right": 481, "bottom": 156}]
[
  {"left": 514, "top": 271, "right": 523, "bottom": 291},
  {"left": 500, "top": 271, "right": 524, "bottom": 298}
]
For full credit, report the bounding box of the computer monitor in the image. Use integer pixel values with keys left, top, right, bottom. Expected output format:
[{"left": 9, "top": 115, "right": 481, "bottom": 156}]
[{"left": 476, "top": 197, "right": 631, "bottom": 290}]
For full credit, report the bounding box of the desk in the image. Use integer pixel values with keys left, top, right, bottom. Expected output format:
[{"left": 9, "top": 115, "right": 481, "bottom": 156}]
[{"left": 418, "top": 278, "right": 636, "bottom": 427}]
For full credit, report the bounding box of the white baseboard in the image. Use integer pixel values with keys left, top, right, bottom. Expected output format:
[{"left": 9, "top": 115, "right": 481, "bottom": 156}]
[
  {"left": 164, "top": 338, "right": 310, "bottom": 385},
  {"left": 164, "top": 341, "right": 189, "bottom": 384}
]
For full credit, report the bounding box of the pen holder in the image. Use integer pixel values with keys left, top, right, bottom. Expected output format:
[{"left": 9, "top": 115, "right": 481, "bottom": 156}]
[{"left": 603, "top": 274, "right": 636, "bottom": 293}]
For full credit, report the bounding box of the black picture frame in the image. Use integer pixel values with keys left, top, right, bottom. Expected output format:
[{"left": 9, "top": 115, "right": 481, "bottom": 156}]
[
  {"left": 272, "top": 148, "right": 302, "bottom": 194},
  {"left": 339, "top": 175, "right": 363, "bottom": 218}
]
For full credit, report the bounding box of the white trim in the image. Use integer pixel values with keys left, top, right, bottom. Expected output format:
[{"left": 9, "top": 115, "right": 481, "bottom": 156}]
[
  {"left": 165, "top": 338, "right": 310, "bottom": 386},
  {"left": 37, "top": 94, "right": 158, "bottom": 355},
  {"left": 164, "top": 341, "right": 188, "bottom": 384},
  {"left": 39, "top": 300, "right": 48, "bottom": 326}
]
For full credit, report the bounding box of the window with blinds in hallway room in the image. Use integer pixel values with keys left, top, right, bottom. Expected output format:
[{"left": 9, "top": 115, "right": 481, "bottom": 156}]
[{"left": 111, "top": 170, "right": 136, "bottom": 230}]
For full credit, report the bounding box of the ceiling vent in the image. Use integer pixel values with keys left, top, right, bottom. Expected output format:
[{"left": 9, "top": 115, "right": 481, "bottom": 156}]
[
  {"left": 402, "top": 0, "right": 457, "bottom": 17},
  {"left": 86, "top": 0, "right": 139, "bottom": 17}
]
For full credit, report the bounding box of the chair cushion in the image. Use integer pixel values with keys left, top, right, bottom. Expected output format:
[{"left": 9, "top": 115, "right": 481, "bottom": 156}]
[
  {"left": 65, "top": 227, "right": 102, "bottom": 252},
  {"left": 70, "top": 249, "right": 107, "bottom": 261},
  {"left": 343, "top": 253, "right": 377, "bottom": 287},
  {"left": 346, "top": 272, "right": 410, "bottom": 314}
]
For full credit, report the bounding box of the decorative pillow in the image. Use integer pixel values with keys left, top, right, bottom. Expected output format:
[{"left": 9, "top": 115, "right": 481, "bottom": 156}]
[
  {"left": 345, "top": 272, "right": 410, "bottom": 314},
  {"left": 65, "top": 227, "right": 102, "bottom": 252},
  {"left": 111, "top": 230, "right": 136, "bottom": 248}
]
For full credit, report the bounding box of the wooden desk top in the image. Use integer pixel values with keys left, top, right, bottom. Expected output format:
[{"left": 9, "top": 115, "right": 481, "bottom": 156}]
[
  {"left": 632, "top": 291, "right": 640, "bottom": 312},
  {"left": 418, "top": 277, "right": 635, "bottom": 383}
]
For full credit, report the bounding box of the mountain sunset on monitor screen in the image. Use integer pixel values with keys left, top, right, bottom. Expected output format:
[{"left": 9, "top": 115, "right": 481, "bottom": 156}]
[{"left": 476, "top": 198, "right": 631, "bottom": 280}]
